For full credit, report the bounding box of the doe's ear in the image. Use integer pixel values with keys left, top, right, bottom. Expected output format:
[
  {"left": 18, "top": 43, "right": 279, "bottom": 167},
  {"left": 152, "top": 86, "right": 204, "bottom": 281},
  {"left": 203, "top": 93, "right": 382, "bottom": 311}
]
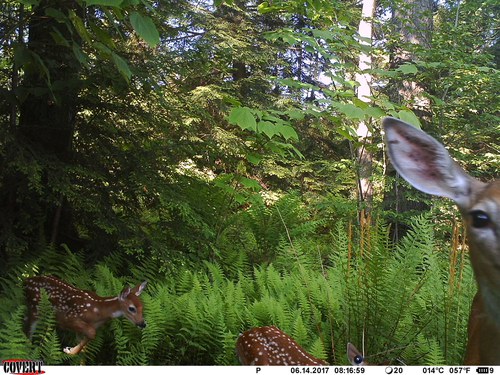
[{"left": 382, "top": 117, "right": 477, "bottom": 209}]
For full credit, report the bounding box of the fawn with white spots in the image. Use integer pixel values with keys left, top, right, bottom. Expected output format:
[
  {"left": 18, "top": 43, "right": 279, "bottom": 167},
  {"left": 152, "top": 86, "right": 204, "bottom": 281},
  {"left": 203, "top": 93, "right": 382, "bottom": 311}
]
[
  {"left": 236, "top": 326, "right": 370, "bottom": 365},
  {"left": 236, "top": 326, "right": 328, "bottom": 365},
  {"left": 383, "top": 117, "right": 500, "bottom": 364},
  {"left": 24, "top": 275, "right": 147, "bottom": 355}
]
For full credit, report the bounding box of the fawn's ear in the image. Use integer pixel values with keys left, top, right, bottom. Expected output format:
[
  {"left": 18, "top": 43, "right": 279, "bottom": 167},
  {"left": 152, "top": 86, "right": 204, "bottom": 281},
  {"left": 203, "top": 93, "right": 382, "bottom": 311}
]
[
  {"left": 133, "top": 281, "right": 147, "bottom": 296},
  {"left": 347, "top": 343, "right": 365, "bottom": 366},
  {"left": 119, "top": 286, "right": 132, "bottom": 300}
]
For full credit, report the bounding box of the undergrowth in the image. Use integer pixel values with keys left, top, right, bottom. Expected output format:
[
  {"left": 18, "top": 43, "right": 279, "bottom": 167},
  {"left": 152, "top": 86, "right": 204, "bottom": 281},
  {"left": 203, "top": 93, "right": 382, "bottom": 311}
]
[{"left": 0, "top": 214, "right": 475, "bottom": 365}]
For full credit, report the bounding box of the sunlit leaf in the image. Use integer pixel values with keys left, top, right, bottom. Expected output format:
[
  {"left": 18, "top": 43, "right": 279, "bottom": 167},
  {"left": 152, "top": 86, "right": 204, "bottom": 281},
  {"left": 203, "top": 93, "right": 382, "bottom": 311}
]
[
  {"left": 258, "top": 121, "right": 278, "bottom": 139},
  {"left": 333, "top": 102, "right": 365, "bottom": 120},
  {"left": 397, "top": 64, "right": 418, "bottom": 75},
  {"left": 228, "top": 107, "right": 257, "bottom": 132},
  {"left": 247, "top": 153, "right": 262, "bottom": 166},
  {"left": 363, "top": 106, "right": 385, "bottom": 118},
  {"left": 238, "top": 177, "right": 261, "bottom": 191},
  {"left": 398, "top": 110, "right": 421, "bottom": 128},
  {"left": 278, "top": 125, "right": 299, "bottom": 141},
  {"left": 129, "top": 12, "right": 160, "bottom": 47}
]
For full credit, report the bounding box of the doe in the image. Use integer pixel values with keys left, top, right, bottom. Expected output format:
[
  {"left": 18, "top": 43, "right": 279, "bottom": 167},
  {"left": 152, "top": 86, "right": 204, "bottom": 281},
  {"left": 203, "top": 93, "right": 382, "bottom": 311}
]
[{"left": 383, "top": 117, "right": 500, "bottom": 364}]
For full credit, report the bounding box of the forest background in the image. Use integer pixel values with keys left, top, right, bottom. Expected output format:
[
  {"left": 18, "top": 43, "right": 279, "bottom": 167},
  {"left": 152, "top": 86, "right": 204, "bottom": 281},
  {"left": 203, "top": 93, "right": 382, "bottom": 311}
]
[{"left": 0, "top": 0, "right": 498, "bottom": 365}]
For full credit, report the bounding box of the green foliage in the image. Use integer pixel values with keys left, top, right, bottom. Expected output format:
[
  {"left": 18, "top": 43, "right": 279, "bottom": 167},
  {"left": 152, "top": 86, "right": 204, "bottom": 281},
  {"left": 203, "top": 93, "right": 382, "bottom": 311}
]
[
  {"left": 0, "top": 306, "right": 31, "bottom": 358},
  {"left": 30, "top": 291, "right": 65, "bottom": 364},
  {"left": 0, "top": 0, "right": 493, "bottom": 367},
  {"left": 0, "top": 215, "right": 475, "bottom": 364}
]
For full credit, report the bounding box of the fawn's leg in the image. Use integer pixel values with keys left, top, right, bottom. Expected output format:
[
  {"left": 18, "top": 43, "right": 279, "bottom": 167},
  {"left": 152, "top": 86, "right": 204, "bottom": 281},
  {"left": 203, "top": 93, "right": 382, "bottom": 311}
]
[
  {"left": 64, "top": 336, "right": 90, "bottom": 355},
  {"left": 62, "top": 320, "right": 96, "bottom": 355}
]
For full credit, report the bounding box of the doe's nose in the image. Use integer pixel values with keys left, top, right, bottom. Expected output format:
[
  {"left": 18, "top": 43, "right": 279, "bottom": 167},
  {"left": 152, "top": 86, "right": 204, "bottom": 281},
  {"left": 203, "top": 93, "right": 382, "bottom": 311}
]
[{"left": 137, "top": 321, "right": 146, "bottom": 329}]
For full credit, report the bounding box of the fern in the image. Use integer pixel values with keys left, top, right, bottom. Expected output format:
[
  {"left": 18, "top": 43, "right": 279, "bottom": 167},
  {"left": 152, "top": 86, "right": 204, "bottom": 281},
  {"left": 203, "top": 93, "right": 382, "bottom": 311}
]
[
  {"left": 0, "top": 306, "right": 31, "bottom": 358},
  {"left": 38, "top": 328, "right": 64, "bottom": 364},
  {"left": 0, "top": 213, "right": 474, "bottom": 365},
  {"left": 216, "top": 331, "right": 239, "bottom": 365},
  {"left": 309, "top": 335, "right": 328, "bottom": 363},
  {"left": 140, "top": 295, "right": 164, "bottom": 357},
  {"left": 30, "top": 291, "right": 64, "bottom": 364},
  {"left": 422, "top": 337, "right": 446, "bottom": 365}
]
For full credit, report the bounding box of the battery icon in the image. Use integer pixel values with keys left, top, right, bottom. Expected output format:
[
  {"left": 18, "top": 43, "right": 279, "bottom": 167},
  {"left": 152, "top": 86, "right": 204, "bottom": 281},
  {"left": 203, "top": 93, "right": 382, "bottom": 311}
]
[{"left": 477, "top": 368, "right": 490, "bottom": 374}]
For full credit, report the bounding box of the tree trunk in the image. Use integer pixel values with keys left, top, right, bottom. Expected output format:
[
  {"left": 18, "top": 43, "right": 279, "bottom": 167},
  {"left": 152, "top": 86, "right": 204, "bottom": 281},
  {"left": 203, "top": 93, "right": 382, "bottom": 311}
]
[
  {"left": 0, "top": 0, "right": 82, "bottom": 267},
  {"left": 356, "top": 0, "right": 376, "bottom": 214},
  {"left": 384, "top": 0, "right": 434, "bottom": 241},
  {"left": 19, "top": 0, "right": 81, "bottom": 157}
]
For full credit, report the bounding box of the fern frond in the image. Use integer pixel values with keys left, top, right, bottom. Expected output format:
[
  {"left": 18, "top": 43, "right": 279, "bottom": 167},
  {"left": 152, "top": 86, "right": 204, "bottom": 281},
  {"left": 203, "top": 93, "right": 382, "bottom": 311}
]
[{"left": 0, "top": 306, "right": 32, "bottom": 358}]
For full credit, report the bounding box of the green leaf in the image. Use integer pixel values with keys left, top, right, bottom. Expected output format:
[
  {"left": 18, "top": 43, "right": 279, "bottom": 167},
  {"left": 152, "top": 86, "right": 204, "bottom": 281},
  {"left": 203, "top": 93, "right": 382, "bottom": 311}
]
[
  {"left": 363, "top": 106, "right": 385, "bottom": 118},
  {"left": 85, "top": 0, "right": 123, "bottom": 6},
  {"left": 49, "top": 29, "right": 70, "bottom": 47},
  {"left": 72, "top": 44, "right": 89, "bottom": 67},
  {"left": 94, "top": 41, "right": 112, "bottom": 55},
  {"left": 129, "top": 12, "right": 160, "bottom": 47},
  {"left": 68, "top": 10, "right": 92, "bottom": 44},
  {"left": 333, "top": 102, "right": 365, "bottom": 120},
  {"left": 274, "top": 142, "right": 304, "bottom": 158},
  {"left": 311, "top": 29, "right": 336, "bottom": 41},
  {"left": 337, "top": 126, "right": 356, "bottom": 141},
  {"left": 238, "top": 177, "right": 261, "bottom": 191},
  {"left": 286, "top": 109, "right": 305, "bottom": 120},
  {"left": 261, "top": 113, "right": 284, "bottom": 125},
  {"left": 398, "top": 110, "right": 421, "bottom": 128},
  {"left": 280, "top": 78, "right": 311, "bottom": 89},
  {"left": 112, "top": 52, "right": 132, "bottom": 83},
  {"left": 257, "top": 2, "right": 273, "bottom": 14},
  {"left": 258, "top": 121, "right": 278, "bottom": 139},
  {"left": 278, "top": 125, "right": 299, "bottom": 141},
  {"left": 13, "top": 45, "right": 31, "bottom": 68},
  {"left": 397, "top": 64, "right": 418, "bottom": 75},
  {"left": 90, "top": 23, "right": 117, "bottom": 49},
  {"left": 369, "top": 68, "right": 397, "bottom": 78},
  {"left": 352, "top": 97, "right": 369, "bottom": 109},
  {"left": 31, "top": 52, "right": 51, "bottom": 84},
  {"left": 376, "top": 99, "right": 396, "bottom": 111},
  {"left": 428, "top": 94, "right": 445, "bottom": 106},
  {"left": 222, "top": 95, "right": 241, "bottom": 106},
  {"left": 18, "top": 0, "right": 40, "bottom": 4},
  {"left": 45, "top": 8, "right": 68, "bottom": 23},
  {"left": 280, "top": 33, "right": 298, "bottom": 45},
  {"left": 247, "top": 153, "right": 262, "bottom": 165},
  {"left": 228, "top": 107, "right": 257, "bottom": 132}
]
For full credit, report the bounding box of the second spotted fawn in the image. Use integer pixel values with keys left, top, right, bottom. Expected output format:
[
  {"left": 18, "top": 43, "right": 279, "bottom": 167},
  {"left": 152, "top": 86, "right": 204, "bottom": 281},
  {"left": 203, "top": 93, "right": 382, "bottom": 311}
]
[{"left": 236, "top": 326, "right": 370, "bottom": 366}]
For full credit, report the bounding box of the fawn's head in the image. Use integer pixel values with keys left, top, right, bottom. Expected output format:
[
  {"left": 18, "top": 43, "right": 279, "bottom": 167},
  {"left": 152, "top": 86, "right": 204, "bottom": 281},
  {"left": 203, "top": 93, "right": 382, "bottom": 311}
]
[{"left": 117, "top": 281, "right": 147, "bottom": 328}]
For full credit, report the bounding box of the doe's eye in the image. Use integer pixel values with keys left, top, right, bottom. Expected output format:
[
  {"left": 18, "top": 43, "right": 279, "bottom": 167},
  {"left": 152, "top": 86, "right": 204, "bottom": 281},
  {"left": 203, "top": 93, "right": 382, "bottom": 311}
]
[
  {"left": 470, "top": 210, "right": 491, "bottom": 228},
  {"left": 128, "top": 306, "right": 137, "bottom": 313}
]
